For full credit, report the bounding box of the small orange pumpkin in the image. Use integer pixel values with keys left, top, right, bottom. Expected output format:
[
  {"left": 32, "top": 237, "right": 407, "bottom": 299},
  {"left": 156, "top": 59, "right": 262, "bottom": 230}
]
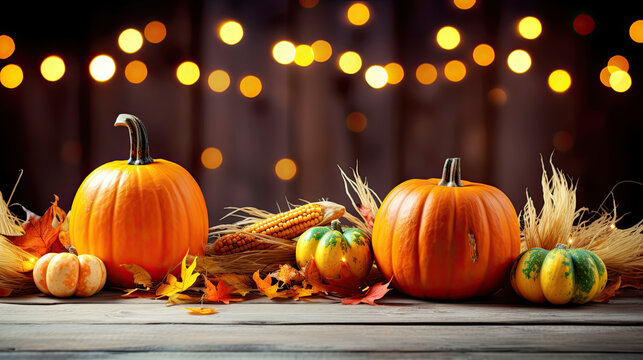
[
  {"left": 69, "top": 114, "right": 209, "bottom": 287},
  {"left": 33, "top": 251, "right": 106, "bottom": 297},
  {"left": 372, "top": 158, "right": 521, "bottom": 299}
]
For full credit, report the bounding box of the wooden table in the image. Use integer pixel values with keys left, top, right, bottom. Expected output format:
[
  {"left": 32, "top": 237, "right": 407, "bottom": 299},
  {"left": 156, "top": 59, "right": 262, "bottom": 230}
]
[{"left": 1, "top": 288, "right": 642, "bottom": 359}]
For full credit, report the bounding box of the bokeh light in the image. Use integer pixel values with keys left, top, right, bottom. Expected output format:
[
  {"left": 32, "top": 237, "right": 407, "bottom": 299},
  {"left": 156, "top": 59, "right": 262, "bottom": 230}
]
[
  {"left": 239, "top": 75, "right": 262, "bottom": 98},
  {"left": 607, "top": 55, "right": 629, "bottom": 73},
  {"left": 384, "top": 63, "right": 404, "bottom": 84},
  {"left": 573, "top": 14, "right": 595, "bottom": 36},
  {"left": 0, "top": 64, "right": 23, "bottom": 89},
  {"left": 599, "top": 67, "right": 612, "bottom": 87},
  {"left": 609, "top": 70, "right": 632, "bottom": 92},
  {"left": 0, "top": 35, "right": 15, "bottom": 59},
  {"left": 311, "top": 40, "right": 332, "bottom": 62},
  {"left": 40, "top": 55, "right": 65, "bottom": 82},
  {"left": 507, "top": 50, "right": 531, "bottom": 73},
  {"left": 176, "top": 61, "right": 200, "bottom": 85},
  {"left": 208, "top": 70, "right": 230, "bottom": 92},
  {"left": 365, "top": 65, "right": 388, "bottom": 88},
  {"left": 553, "top": 131, "right": 574, "bottom": 152},
  {"left": 548, "top": 70, "right": 571, "bottom": 93},
  {"left": 275, "top": 158, "right": 297, "bottom": 181},
  {"left": 144, "top": 21, "right": 166, "bottom": 43},
  {"left": 416, "top": 63, "right": 437, "bottom": 85},
  {"left": 201, "top": 147, "right": 223, "bottom": 169},
  {"left": 299, "top": 0, "right": 318, "bottom": 8},
  {"left": 453, "top": 0, "right": 476, "bottom": 10},
  {"left": 347, "top": 2, "right": 370, "bottom": 26},
  {"left": 488, "top": 88, "right": 507, "bottom": 106},
  {"left": 89, "top": 55, "right": 116, "bottom": 82},
  {"left": 273, "top": 41, "right": 296, "bottom": 65},
  {"left": 219, "top": 21, "right": 243, "bottom": 45},
  {"left": 472, "top": 44, "right": 495, "bottom": 66},
  {"left": 124, "top": 60, "right": 147, "bottom": 84},
  {"left": 118, "top": 28, "right": 144, "bottom": 54},
  {"left": 436, "top": 26, "right": 461, "bottom": 50},
  {"left": 346, "top": 112, "right": 367, "bottom": 133},
  {"left": 444, "top": 60, "right": 466, "bottom": 82},
  {"left": 294, "top": 44, "right": 315, "bottom": 67},
  {"left": 338, "top": 51, "right": 362, "bottom": 74},
  {"left": 630, "top": 20, "right": 643, "bottom": 43},
  {"left": 518, "top": 16, "right": 542, "bottom": 39}
]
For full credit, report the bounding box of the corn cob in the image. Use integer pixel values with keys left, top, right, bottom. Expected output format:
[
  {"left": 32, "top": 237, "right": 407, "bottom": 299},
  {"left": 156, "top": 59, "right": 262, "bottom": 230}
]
[{"left": 210, "top": 201, "right": 345, "bottom": 255}]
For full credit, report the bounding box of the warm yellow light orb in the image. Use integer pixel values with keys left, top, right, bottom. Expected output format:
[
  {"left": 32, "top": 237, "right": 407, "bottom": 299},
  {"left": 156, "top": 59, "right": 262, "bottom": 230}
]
[
  {"left": 311, "top": 40, "right": 332, "bottom": 62},
  {"left": 548, "top": 69, "right": 571, "bottom": 93},
  {"left": 454, "top": 0, "right": 476, "bottom": 10},
  {"left": 201, "top": 147, "right": 223, "bottom": 169},
  {"left": 518, "top": 16, "right": 542, "bottom": 39},
  {"left": 507, "top": 49, "right": 531, "bottom": 73},
  {"left": 338, "top": 51, "right": 362, "bottom": 74},
  {"left": 40, "top": 55, "right": 65, "bottom": 82},
  {"left": 384, "top": 63, "right": 404, "bottom": 84},
  {"left": 472, "top": 44, "right": 495, "bottom": 66},
  {"left": 0, "top": 35, "right": 15, "bottom": 59},
  {"left": 607, "top": 55, "right": 629, "bottom": 73},
  {"left": 124, "top": 60, "right": 147, "bottom": 84},
  {"left": 347, "top": 2, "right": 370, "bottom": 26},
  {"left": 0, "top": 64, "right": 23, "bottom": 89},
  {"left": 609, "top": 70, "right": 632, "bottom": 92},
  {"left": 219, "top": 21, "right": 244, "bottom": 45},
  {"left": 89, "top": 55, "right": 116, "bottom": 82},
  {"left": 176, "top": 61, "right": 200, "bottom": 85},
  {"left": 630, "top": 20, "right": 643, "bottom": 43},
  {"left": 144, "top": 21, "right": 167, "bottom": 44},
  {"left": 239, "top": 75, "right": 262, "bottom": 98},
  {"left": 208, "top": 70, "right": 230, "bottom": 92},
  {"left": 272, "top": 41, "right": 296, "bottom": 64},
  {"left": 444, "top": 60, "right": 466, "bottom": 82},
  {"left": 416, "top": 63, "right": 437, "bottom": 85},
  {"left": 599, "top": 67, "right": 612, "bottom": 88},
  {"left": 275, "top": 158, "right": 297, "bottom": 181},
  {"left": 294, "top": 44, "right": 315, "bottom": 67},
  {"left": 436, "top": 26, "right": 461, "bottom": 50},
  {"left": 365, "top": 65, "right": 388, "bottom": 89},
  {"left": 118, "top": 28, "right": 144, "bottom": 54}
]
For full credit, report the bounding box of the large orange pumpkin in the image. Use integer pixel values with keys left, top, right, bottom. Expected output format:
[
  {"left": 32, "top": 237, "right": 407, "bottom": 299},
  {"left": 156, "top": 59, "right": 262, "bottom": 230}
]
[
  {"left": 372, "top": 158, "right": 520, "bottom": 299},
  {"left": 69, "top": 114, "right": 208, "bottom": 287}
]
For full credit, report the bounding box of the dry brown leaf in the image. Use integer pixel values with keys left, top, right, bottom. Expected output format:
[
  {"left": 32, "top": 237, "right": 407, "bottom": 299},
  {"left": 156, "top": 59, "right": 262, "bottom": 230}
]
[
  {"left": 7, "top": 195, "right": 66, "bottom": 256},
  {"left": 185, "top": 307, "right": 217, "bottom": 315},
  {"left": 592, "top": 276, "right": 622, "bottom": 303},
  {"left": 120, "top": 264, "right": 153, "bottom": 289},
  {"left": 211, "top": 273, "right": 254, "bottom": 296},
  {"left": 342, "top": 279, "right": 393, "bottom": 306},
  {"left": 271, "top": 263, "right": 304, "bottom": 286}
]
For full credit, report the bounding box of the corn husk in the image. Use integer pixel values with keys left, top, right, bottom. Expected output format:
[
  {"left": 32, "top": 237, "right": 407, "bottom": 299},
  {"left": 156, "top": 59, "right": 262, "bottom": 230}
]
[
  {"left": 521, "top": 156, "right": 643, "bottom": 282},
  {"left": 0, "top": 235, "right": 37, "bottom": 294},
  {"left": 339, "top": 164, "right": 381, "bottom": 235}
]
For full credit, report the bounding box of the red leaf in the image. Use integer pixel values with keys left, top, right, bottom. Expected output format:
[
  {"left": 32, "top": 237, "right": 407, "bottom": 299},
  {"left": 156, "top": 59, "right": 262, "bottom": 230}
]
[
  {"left": 204, "top": 279, "right": 243, "bottom": 304},
  {"left": 342, "top": 278, "right": 393, "bottom": 306},
  {"left": 7, "top": 195, "right": 66, "bottom": 256}
]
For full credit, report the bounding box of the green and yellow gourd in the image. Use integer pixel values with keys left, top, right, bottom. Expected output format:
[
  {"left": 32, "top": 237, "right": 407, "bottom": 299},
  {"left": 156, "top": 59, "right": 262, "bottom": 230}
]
[
  {"left": 510, "top": 244, "right": 608, "bottom": 305},
  {"left": 296, "top": 220, "right": 373, "bottom": 285}
]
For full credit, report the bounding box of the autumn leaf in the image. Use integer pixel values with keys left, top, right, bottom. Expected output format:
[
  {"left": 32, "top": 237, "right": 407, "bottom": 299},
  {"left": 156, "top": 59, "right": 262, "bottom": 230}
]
[
  {"left": 168, "top": 293, "right": 203, "bottom": 305},
  {"left": 302, "top": 257, "right": 328, "bottom": 294},
  {"left": 272, "top": 264, "right": 304, "bottom": 286},
  {"left": 302, "top": 258, "right": 361, "bottom": 297},
  {"left": 7, "top": 195, "right": 66, "bottom": 256},
  {"left": 120, "top": 264, "right": 153, "bottom": 289},
  {"left": 592, "top": 276, "right": 622, "bottom": 303},
  {"left": 121, "top": 290, "right": 157, "bottom": 299},
  {"left": 212, "top": 273, "right": 253, "bottom": 296},
  {"left": 342, "top": 278, "right": 393, "bottom": 306},
  {"left": 0, "top": 288, "right": 13, "bottom": 297},
  {"left": 287, "top": 286, "right": 315, "bottom": 301},
  {"left": 204, "top": 278, "right": 243, "bottom": 304},
  {"left": 253, "top": 271, "right": 299, "bottom": 299},
  {"left": 156, "top": 254, "right": 200, "bottom": 298},
  {"left": 185, "top": 307, "right": 217, "bottom": 315}
]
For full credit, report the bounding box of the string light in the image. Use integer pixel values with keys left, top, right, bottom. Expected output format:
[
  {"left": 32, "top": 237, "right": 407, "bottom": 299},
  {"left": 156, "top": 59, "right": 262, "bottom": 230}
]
[
  {"left": 118, "top": 28, "right": 144, "bottom": 54},
  {"left": 573, "top": 14, "right": 595, "bottom": 36},
  {"left": 607, "top": 55, "right": 629, "bottom": 73},
  {"left": 346, "top": 112, "right": 367, "bottom": 133},
  {"left": 338, "top": 51, "right": 362, "bottom": 74},
  {"left": 239, "top": 75, "right": 262, "bottom": 98},
  {"left": 436, "top": 26, "right": 461, "bottom": 50},
  {"left": 201, "top": 147, "right": 223, "bottom": 169},
  {"left": 507, "top": 50, "right": 531, "bottom": 73},
  {"left": 89, "top": 55, "right": 116, "bottom": 82},
  {"left": 365, "top": 65, "right": 388, "bottom": 88},
  {"left": 384, "top": 63, "right": 404, "bottom": 84},
  {"left": 472, "top": 44, "right": 495, "bottom": 66},
  {"left": 208, "top": 70, "right": 230, "bottom": 92},
  {"left": 548, "top": 70, "right": 571, "bottom": 93},
  {"left": 219, "top": 21, "right": 243, "bottom": 45},
  {"left": 0, "top": 35, "right": 15, "bottom": 59},
  {"left": 347, "top": 2, "right": 370, "bottom": 26},
  {"left": 416, "top": 63, "right": 437, "bottom": 85},
  {"left": 630, "top": 20, "right": 643, "bottom": 43},
  {"left": 444, "top": 60, "right": 466, "bottom": 82},
  {"left": 124, "top": 60, "right": 147, "bottom": 84},
  {"left": 294, "top": 44, "right": 314, "bottom": 67},
  {"left": 0, "top": 64, "right": 23, "bottom": 89},
  {"left": 453, "top": 0, "right": 476, "bottom": 10},
  {"left": 144, "top": 21, "right": 166, "bottom": 44},
  {"left": 176, "top": 61, "right": 200, "bottom": 85},
  {"left": 518, "top": 16, "right": 542, "bottom": 39},
  {"left": 275, "top": 158, "right": 297, "bottom": 181},
  {"left": 609, "top": 70, "right": 632, "bottom": 92},
  {"left": 599, "top": 67, "right": 612, "bottom": 87},
  {"left": 311, "top": 40, "right": 332, "bottom": 62},
  {"left": 40, "top": 55, "right": 65, "bottom": 82},
  {"left": 273, "top": 41, "right": 296, "bottom": 64}
]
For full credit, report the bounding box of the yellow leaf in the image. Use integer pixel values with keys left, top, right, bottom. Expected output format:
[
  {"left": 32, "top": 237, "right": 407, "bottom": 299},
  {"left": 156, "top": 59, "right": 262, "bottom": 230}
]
[
  {"left": 212, "top": 273, "right": 254, "bottom": 296},
  {"left": 184, "top": 307, "right": 217, "bottom": 315},
  {"left": 120, "top": 264, "right": 153, "bottom": 289},
  {"left": 156, "top": 273, "right": 179, "bottom": 297},
  {"left": 155, "top": 254, "right": 200, "bottom": 299},
  {"left": 168, "top": 293, "right": 203, "bottom": 305}
]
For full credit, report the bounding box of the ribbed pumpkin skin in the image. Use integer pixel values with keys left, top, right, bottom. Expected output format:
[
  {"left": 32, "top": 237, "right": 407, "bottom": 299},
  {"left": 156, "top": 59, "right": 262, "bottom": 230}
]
[
  {"left": 372, "top": 178, "right": 521, "bottom": 300},
  {"left": 510, "top": 246, "right": 608, "bottom": 304},
  {"left": 69, "top": 159, "right": 208, "bottom": 288}
]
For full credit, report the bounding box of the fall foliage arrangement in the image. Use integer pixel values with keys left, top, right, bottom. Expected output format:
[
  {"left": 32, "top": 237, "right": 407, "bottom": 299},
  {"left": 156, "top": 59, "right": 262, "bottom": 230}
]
[{"left": 1, "top": 114, "right": 641, "bottom": 314}]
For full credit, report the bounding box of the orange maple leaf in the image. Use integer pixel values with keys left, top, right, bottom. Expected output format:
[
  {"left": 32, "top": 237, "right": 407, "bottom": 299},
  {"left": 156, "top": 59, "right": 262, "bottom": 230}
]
[
  {"left": 342, "top": 278, "right": 393, "bottom": 306},
  {"left": 7, "top": 195, "right": 66, "bottom": 256},
  {"left": 274, "top": 264, "right": 304, "bottom": 286},
  {"left": 592, "top": 276, "right": 622, "bottom": 303},
  {"left": 185, "top": 307, "right": 217, "bottom": 315},
  {"left": 302, "top": 257, "right": 361, "bottom": 297},
  {"left": 204, "top": 278, "right": 243, "bottom": 304},
  {"left": 212, "top": 273, "right": 253, "bottom": 296},
  {"left": 253, "top": 271, "right": 299, "bottom": 299}
]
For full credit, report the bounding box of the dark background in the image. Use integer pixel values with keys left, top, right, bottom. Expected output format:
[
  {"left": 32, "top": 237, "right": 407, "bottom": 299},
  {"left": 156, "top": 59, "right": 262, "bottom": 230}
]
[{"left": 0, "top": 0, "right": 641, "bottom": 228}]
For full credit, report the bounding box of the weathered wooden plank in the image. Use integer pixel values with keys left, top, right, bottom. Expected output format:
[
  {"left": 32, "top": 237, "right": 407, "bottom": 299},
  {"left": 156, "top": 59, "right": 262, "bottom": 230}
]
[
  {"left": 0, "top": 301, "right": 641, "bottom": 325},
  {"left": 1, "top": 324, "right": 641, "bottom": 353},
  {"left": 0, "top": 352, "right": 641, "bottom": 360}
]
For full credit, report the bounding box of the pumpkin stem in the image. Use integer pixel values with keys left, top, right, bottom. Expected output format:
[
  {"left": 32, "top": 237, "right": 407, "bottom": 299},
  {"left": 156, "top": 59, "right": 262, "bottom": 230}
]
[
  {"left": 330, "top": 220, "right": 343, "bottom": 233},
  {"left": 438, "top": 158, "right": 464, "bottom": 187},
  {"left": 555, "top": 243, "right": 568, "bottom": 250},
  {"left": 114, "top": 114, "right": 154, "bottom": 165}
]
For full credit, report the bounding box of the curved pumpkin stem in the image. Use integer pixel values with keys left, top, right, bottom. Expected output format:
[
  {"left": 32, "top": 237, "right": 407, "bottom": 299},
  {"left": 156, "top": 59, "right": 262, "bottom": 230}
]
[
  {"left": 114, "top": 114, "right": 154, "bottom": 165},
  {"left": 438, "top": 158, "right": 463, "bottom": 187},
  {"left": 330, "top": 220, "right": 343, "bottom": 233}
]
